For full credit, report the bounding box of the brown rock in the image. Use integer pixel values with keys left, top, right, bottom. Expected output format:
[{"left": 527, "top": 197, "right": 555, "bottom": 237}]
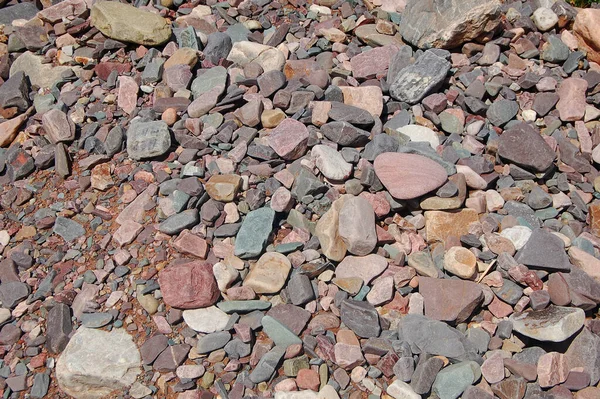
[
  {"left": 158, "top": 260, "right": 219, "bottom": 309},
  {"left": 419, "top": 277, "right": 484, "bottom": 323},
  {"left": 573, "top": 9, "right": 600, "bottom": 65},
  {"left": 424, "top": 209, "right": 479, "bottom": 243}
]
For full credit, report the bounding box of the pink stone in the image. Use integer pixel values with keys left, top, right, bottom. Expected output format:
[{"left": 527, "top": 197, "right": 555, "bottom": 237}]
[
  {"left": 37, "top": 0, "right": 88, "bottom": 23},
  {"left": 481, "top": 352, "right": 506, "bottom": 384},
  {"left": 488, "top": 295, "right": 513, "bottom": 318},
  {"left": 419, "top": 277, "right": 484, "bottom": 323},
  {"left": 271, "top": 187, "right": 293, "bottom": 212},
  {"left": 226, "top": 286, "right": 256, "bottom": 300},
  {"left": 538, "top": 352, "right": 570, "bottom": 388},
  {"left": 118, "top": 76, "right": 138, "bottom": 115},
  {"left": 556, "top": 78, "right": 587, "bottom": 122},
  {"left": 158, "top": 260, "right": 220, "bottom": 309},
  {"left": 350, "top": 45, "right": 400, "bottom": 79},
  {"left": 296, "top": 368, "right": 320, "bottom": 391},
  {"left": 268, "top": 118, "right": 309, "bottom": 160},
  {"left": 335, "top": 254, "right": 388, "bottom": 285},
  {"left": 112, "top": 219, "right": 143, "bottom": 246},
  {"left": 172, "top": 230, "right": 208, "bottom": 259},
  {"left": 334, "top": 342, "right": 365, "bottom": 369},
  {"left": 275, "top": 379, "right": 298, "bottom": 392},
  {"left": 152, "top": 315, "right": 173, "bottom": 334},
  {"left": 374, "top": 153, "right": 448, "bottom": 200},
  {"left": 366, "top": 276, "right": 394, "bottom": 306},
  {"left": 359, "top": 191, "right": 391, "bottom": 218}
]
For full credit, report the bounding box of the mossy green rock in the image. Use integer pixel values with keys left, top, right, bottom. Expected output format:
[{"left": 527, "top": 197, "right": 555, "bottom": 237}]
[{"left": 91, "top": 2, "right": 172, "bottom": 46}]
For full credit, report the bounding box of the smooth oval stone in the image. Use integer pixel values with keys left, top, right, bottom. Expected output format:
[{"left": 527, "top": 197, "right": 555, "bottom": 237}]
[{"left": 374, "top": 153, "right": 448, "bottom": 200}]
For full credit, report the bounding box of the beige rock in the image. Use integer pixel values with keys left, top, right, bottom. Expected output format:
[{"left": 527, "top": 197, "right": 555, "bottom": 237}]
[
  {"left": 574, "top": 9, "right": 600, "bottom": 65},
  {"left": 340, "top": 86, "right": 383, "bottom": 117},
  {"left": 164, "top": 48, "right": 198, "bottom": 69},
  {"left": 0, "top": 113, "right": 28, "bottom": 147},
  {"left": 243, "top": 252, "right": 291, "bottom": 294},
  {"left": 261, "top": 109, "right": 286, "bottom": 128},
  {"left": 568, "top": 246, "right": 600, "bottom": 282},
  {"left": 315, "top": 195, "right": 348, "bottom": 261},
  {"left": 424, "top": 209, "right": 479, "bottom": 243},
  {"left": 205, "top": 174, "right": 242, "bottom": 202},
  {"left": 444, "top": 246, "right": 477, "bottom": 279}
]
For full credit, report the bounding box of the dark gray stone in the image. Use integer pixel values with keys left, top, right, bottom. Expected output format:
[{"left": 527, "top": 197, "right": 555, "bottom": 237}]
[
  {"left": 515, "top": 228, "right": 571, "bottom": 271},
  {"left": 46, "top": 303, "right": 72, "bottom": 354},
  {"left": 411, "top": 356, "right": 445, "bottom": 394},
  {"left": 287, "top": 274, "right": 315, "bottom": 306},
  {"left": 249, "top": 346, "right": 286, "bottom": 383},
  {"left": 0, "top": 71, "right": 30, "bottom": 111},
  {"left": 126, "top": 121, "right": 171, "bottom": 160},
  {"left": 197, "top": 331, "right": 232, "bottom": 354},
  {"left": 498, "top": 123, "right": 555, "bottom": 172},
  {"left": 340, "top": 299, "right": 381, "bottom": 338},
  {"left": 203, "top": 32, "right": 233, "bottom": 65},
  {"left": 328, "top": 102, "right": 374, "bottom": 127},
  {"left": 158, "top": 209, "right": 199, "bottom": 235},
  {"left": 487, "top": 99, "right": 519, "bottom": 126},
  {"left": 362, "top": 134, "right": 399, "bottom": 161}
]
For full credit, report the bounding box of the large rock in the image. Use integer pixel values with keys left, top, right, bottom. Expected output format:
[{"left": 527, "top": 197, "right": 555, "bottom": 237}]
[
  {"left": 400, "top": 0, "right": 501, "bottom": 49},
  {"left": 90, "top": 2, "right": 171, "bottom": 46},
  {"left": 42, "top": 109, "right": 76, "bottom": 144},
  {"left": 419, "top": 277, "right": 484, "bottom": 324},
  {"left": 510, "top": 305, "right": 585, "bottom": 342},
  {"left": 56, "top": 327, "right": 141, "bottom": 399},
  {"left": 315, "top": 195, "right": 348, "bottom": 261},
  {"left": 126, "top": 121, "right": 171, "bottom": 160},
  {"left": 158, "top": 260, "right": 220, "bottom": 309},
  {"left": 10, "top": 52, "right": 75, "bottom": 89},
  {"left": 565, "top": 327, "right": 600, "bottom": 386},
  {"left": 497, "top": 123, "right": 555, "bottom": 173},
  {"left": 389, "top": 50, "right": 451, "bottom": 104},
  {"left": 227, "top": 41, "right": 285, "bottom": 72},
  {"left": 573, "top": 8, "right": 600, "bottom": 65},
  {"left": 424, "top": 209, "right": 479, "bottom": 243},
  {"left": 514, "top": 228, "right": 571, "bottom": 272},
  {"left": 374, "top": 152, "right": 448, "bottom": 200},
  {"left": 335, "top": 254, "right": 388, "bottom": 285}
]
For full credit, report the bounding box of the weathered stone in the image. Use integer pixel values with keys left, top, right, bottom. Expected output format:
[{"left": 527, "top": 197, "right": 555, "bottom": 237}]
[
  {"left": 126, "top": 121, "right": 171, "bottom": 160},
  {"left": 419, "top": 277, "right": 484, "bottom": 323},
  {"left": 158, "top": 260, "right": 219, "bottom": 309},
  {"left": 510, "top": 305, "right": 585, "bottom": 342}
]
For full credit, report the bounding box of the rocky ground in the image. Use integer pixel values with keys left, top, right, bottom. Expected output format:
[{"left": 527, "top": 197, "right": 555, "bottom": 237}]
[{"left": 1, "top": 0, "right": 600, "bottom": 398}]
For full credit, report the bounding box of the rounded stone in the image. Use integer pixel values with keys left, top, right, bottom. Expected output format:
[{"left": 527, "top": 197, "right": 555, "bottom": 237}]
[
  {"left": 243, "top": 252, "right": 291, "bottom": 294},
  {"left": 444, "top": 246, "right": 477, "bottom": 279},
  {"left": 374, "top": 153, "right": 447, "bottom": 200},
  {"left": 158, "top": 260, "right": 220, "bottom": 309}
]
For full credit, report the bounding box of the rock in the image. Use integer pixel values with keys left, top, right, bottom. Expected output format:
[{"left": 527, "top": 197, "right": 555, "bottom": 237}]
[
  {"left": 425, "top": 209, "right": 479, "bottom": 243},
  {"left": 0, "top": 281, "right": 30, "bottom": 309},
  {"left": 311, "top": 145, "right": 352, "bottom": 181},
  {"left": 533, "top": 7, "right": 559, "bottom": 31},
  {"left": 46, "top": 303, "right": 72, "bottom": 354},
  {"left": 335, "top": 254, "right": 388, "bottom": 284},
  {"left": 340, "top": 299, "right": 380, "bottom": 338},
  {"left": 432, "top": 361, "right": 481, "bottom": 399},
  {"left": 287, "top": 274, "right": 315, "bottom": 306},
  {"left": 227, "top": 41, "right": 285, "bottom": 72},
  {"left": 498, "top": 123, "right": 555, "bottom": 173},
  {"left": 340, "top": 86, "right": 384, "bottom": 117},
  {"left": 419, "top": 277, "right": 484, "bottom": 323},
  {"left": 203, "top": 32, "right": 233, "bottom": 65},
  {"left": 269, "top": 304, "right": 311, "bottom": 335},
  {"left": 262, "top": 315, "right": 302, "bottom": 348},
  {"left": 396, "top": 125, "right": 440, "bottom": 149},
  {"left": 117, "top": 76, "right": 138, "bottom": 115},
  {"left": 126, "top": 121, "right": 171, "bottom": 160},
  {"left": 158, "top": 260, "right": 219, "bottom": 309},
  {"left": 10, "top": 51, "right": 75, "bottom": 89},
  {"left": 400, "top": 0, "right": 501, "bottom": 49},
  {"left": 56, "top": 327, "right": 141, "bottom": 399},
  {"left": 487, "top": 99, "right": 519, "bottom": 127},
  {"left": 514, "top": 228, "right": 571, "bottom": 272},
  {"left": 328, "top": 103, "right": 374, "bottom": 127},
  {"left": 443, "top": 246, "right": 477, "bottom": 279},
  {"left": 411, "top": 357, "right": 445, "bottom": 394},
  {"left": 53, "top": 217, "right": 85, "bottom": 242},
  {"left": 243, "top": 252, "right": 291, "bottom": 294},
  {"left": 197, "top": 331, "right": 231, "bottom": 354},
  {"left": 90, "top": 2, "right": 171, "bottom": 46},
  {"left": 338, "top": 196, "right": 377, "bottom": 256},
  {"left": 541, "top": 35, "right": 570, "bottom": 63},
  {"left": 565, "top": 327, "right": 600, "bottom": 385},
  {"left": 387, "top": 380, "right": 420, "bottom": 399},
  {"left": 481, "top": 352, "right": 505, "bottom": 384},
  {"left": 158, "top": 209, "right": 199, "bottom": 235},
  {"left": 389, "top": 50, "right": 451, "bottom": 104},
  {"left": 538, "top": 352, "right": 569, "bottom": 388},
  {"left": 0, "top": 71, "right": 29, "bottom": 112},
  {"left": 510, "top": 305, "right": 585, "bottom": 342},
  {"left": 251, "top": 346, "right": 286, "bottom": 383},
  {"left": 191, "top": 67, "right": 227, "bottom": 99},
  {"left": 42, "top": 109, "right": 75, "bottom": 143},
  {"left": 556, "top": 78, "right": 587, "bottom": 122},
  {"left": 350, "top": 45, "right": 400, "bottom": 79},
  {"left": 140, "top": 334, "right": 168, "bottom": 364},
  {"left": 320, "top": 121, "right": 371, "bottom": 147},
  {"left": 205, "top": 174, "right": 242, "bottom": 202},
  {"left": 234, "top": 207, "right": 275, "bottom": 258},
  {"left": 0, "top": 113, "right": 29, "bottom": 148},
  {"left": 257, "top": 70, "right": 286, "bottom": 98},
  {"left": 315, "top": 195, "right": 348, "bottom": 261},
  {"left": 0, "top": 2, "right": 38, "bottom": 25},
  {"left": 182, "top": 306, "right": 230, "bottom": 333},
  {"left": 573, "top": 8, "right": 600, "bottom": 65},
  {"left": 268, "top": 118, "right": 309, "bottom": 160}
]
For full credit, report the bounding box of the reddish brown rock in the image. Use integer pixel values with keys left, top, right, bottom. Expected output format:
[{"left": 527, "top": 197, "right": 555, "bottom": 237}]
[
  {"left": 573, "top": 9, "right": 600, "bottom": 64},
  {"left": 537, "top": 352, "right": 569, "bottom": 388},
  {"left": 268, "top": 118, "right": 309, "bottom": 160},
  {"left": 556, "top": 78, "right": 587, "bottom": 122},
  {"left": 173, "top": 230, "right": 208, "bottom": 259},
  {"left": 419, "top": 277, "right": 484, "bottom": 323},
  {"left": 158, "top": 260, "right": 219, "bottom": 309}
]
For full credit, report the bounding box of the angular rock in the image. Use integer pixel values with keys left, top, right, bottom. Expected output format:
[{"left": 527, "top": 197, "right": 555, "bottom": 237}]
[
  {"left": 419, "top": 277, "right": 484, "bottom": 323},
  {"left": 126, "top": 121, "right": 171, "bottom": 160},
  {"left": 338, "top": 196, "right": 377, "bottom": 256},
  {"left": 234, "top": 207, "right": 275, "bottom": 258},
  {"left": 158, "top": 260, "right": 219, "bottom": 309},
  {"left": 243, "top": 252, "right": 291, "bottom": 294},
  {"left": 510, "top": 305, "right": 585, "bottom": 342}
]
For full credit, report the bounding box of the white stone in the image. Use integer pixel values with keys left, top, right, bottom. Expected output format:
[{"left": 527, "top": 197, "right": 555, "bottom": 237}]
[
  {"left": 500, "top": 225, "right": 532, "bottom": 250},
  {"left": 0, "top": 230, "right": 10, "bottom": 247},
  {"left": 56, "top": 327, "right": 141, "bottom": 399},
  {"left": 312, "top": 145, "right": 353, "bottom": 181},
  {"left": 396, "top": 124, "right": 440, "bottom": 149},
  {"left": 227, "top": 41, "right": 285, "bottom": 72},
  {"left": 532, "top": 7, "right": 558, "bottom": 32},
  {"left": 213, "top": 262, "right": 239, "bottom": 291},
  {"left": 387, "top": 379, "right": 420, "bottom": 399},
  {"left": 275, "top": 391, "right": 318, "bottom": 399},
  {"left": 182, "top": 306, "right": 229, "bottom": 333},
  {"left": 318, "top": 385, "right": 341, "bottom": 399},
  {"left": 456, "top": 164, "right": 487, "bottom": 189},
  {"left": 0, "top": 308, "right": 11, "bottom": 325}
]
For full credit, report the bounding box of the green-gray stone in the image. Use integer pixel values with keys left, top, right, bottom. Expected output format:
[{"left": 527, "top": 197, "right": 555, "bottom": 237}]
[
  {"left": 261, "top": 316, "right": 302, "bottom": 348},
  {"left": 217, "top": 300, "right": 271, "bottom": 313},
  {"left": 234, "top": 207, "right": 275, "bottom": 259},
  {"left": 432, "top": 361, "right": 481, "bottom": 399},
  {"left": 191, "top": 66, "right": 227, "bottom": 99},
  {"left": 283, "top": 355, "right": 310, "bottom": 377}
]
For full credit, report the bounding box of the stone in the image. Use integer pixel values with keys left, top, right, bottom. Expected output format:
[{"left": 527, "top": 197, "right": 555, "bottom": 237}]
[
  {"left": 419, "top": 277, "right": 484, "bottom": 323},
  {"left": 191, "top": 67, "right": 227, "bottom": 99},
  {"left": 514, "top": 228, "right": 571, "bottom": 272},
  {"left": 205, "top": 174, "right": 242, "bottom": 202},
  {"left": 510, "top": 305, "right": 585, "bottom": 342},
  {"left": 315, "top": 195, "right": 348, "bottom": 261},
  {"left": 126, "top": 121, "right": 171, "bottom": 160},
  {"left": 533, "top": 7, "right": 559, "bottom": 31},
  {"left": 411, "top": 357, "right": 445, "bottom": 394},
  {"left": 158, "top": 260, "right": 219, "bottom": 309},
  {"left": 203, "top": 32, "right": 233, "bottom": 65},
  {"left": 320, "top": 121, "right": 371, "bottom": 147},
  {"left": 432, "top": 361, "right": 481, "bottom": 399},
  {"left": 481, "top": 352, "right": 505, "bottom": 384},
  {"left": 396, "top": 125, "right": 440, "bottom": 150},
  {"left": 0, "top": 113, "right": 29, "bottom": 148},
  {"left": 0, "top": 281, "right": 29, "bottom": 309},
  {"left": 340, "top": 86, "right": 384, "bottom": 117},
  {"left": 183, "top": 306, "right": 230, "bottom": 333},
  {"left": 268, "top": 118, "right": 309, "bottom": 160},
  {"left": 400, "top": 0, "right": 501, "bottom": 49},
  {"left": 197, "top": 331, "right": 231, "bottom": 353},
  {"left": 158, "top": 209, "right": 199, "bottom": 235},
  {"left": 0, "top": 71, "right": 29, "bottom": 112},
  {"left": 188, "top": 86, "right": 221, "bottom": 117},
  {"left": 425, "top": 209, "right": 479, "bottom": 243},
  {"left": 335, "top": 254, "right": 388, "bottom": 285},
  {"left": 243, "top": 252, "right": 291, "bottom": 294},
  {"left": 10, "top": 51, "right": 74, "bottom": 89},
  {"left": 140, "top": 334, "right": 168, "bottom": 364},
  {"left": 257, "top": 70, "right": 286, "bottom": 98},
  {"left": 538, "top": 352, "right": 569, "bottom": 388},
  {"left": 262, "top": 315, "right": 302, "bottom": 348},
  {"left": 573, "top": 8, "right": 600, "bottom": 65},
  {"left": 350, "top": 45, "right": 400, "bottom": 79},
  {"left": 227, "top": 41, "right": 285, "bottom": 72},
  {"left": 387, "top": 380, "right": 420, "bottom": 399},
  {"left": 374, "top": 152, "right": 447, "bottom": 200},
  {"left": 53, "top": 217, "right": 85, "bottom": 242},
  {"left": 269, "top": 304, "right": 311, "bottom": 335},
  {"left": 340, "top": 299, "right": 380, "bottom": 338},
  {"left": 56, "top": 327, "right": 141, "bottom": 399},
  {"left": 42, "top": 109, "right": 75, "bottom": 144},
  {"left": 487, "top": 99, "right": 519, "bottom": 127},
  {"left": 389, "top": 50, "right": 451, "bottom": 104},
  {"left": 234, "top": 207, "right": 275, "bottom": 258},
  {"left": 311, "top": 145, "right": 352, "bottom": 181},
  {"left": 338, "top": 196, "right": 377, "bottom": 256},
  {"left": 565, "top": 327, "right": 600, "bottom": 385},
  {"left": 90, "top": 2, "right": 171, "bottom": 46},
  {"left": 46, "top": 303, "right": 72, "bottom": 354},
  {"left": 328, "top": 102, "right": 374, "bottom": 127},
  {"left": 287, "top": 274, "right": 314, "bottom": 306},
  {"left": 443, "top": 246, "right": 477, "bottom": 279},
  {"left": 117, "top": 76, "right": 138, "bottom": 115},
  {"left": 556, "top": 78, "right": 587, "bottom": 122},
  {"left": 498, "top": 123, "right": 555, "bottom": 173},
  {"left": 541, "top": 35, "right": 570, "bottom": 63}
]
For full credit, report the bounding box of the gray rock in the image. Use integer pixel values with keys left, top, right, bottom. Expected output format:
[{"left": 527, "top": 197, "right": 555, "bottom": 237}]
[
  {"left": 217, "top": 300, "right": 271, "bottom": 313},
  {"left": 540, "top": 35, "right": 570, "bottom": 63},
  {"left": 158, "top": 209, "right": 199, "bottom": 235},
  {"left": 515, "top": 228, "right": 571, "bottom": 271},
  {"left": 287, "top": 274, "right": 315, "bottom": 306},
  {"left": 0, "top": 71, "right": 29, "bottom": 111},
  {"left": 140, "top": 334, "right": 169, "bottom": 365},
  {"left": 0, "top": 2, "right": 39, "bottom": 25},
  {"left": 328, "top": 102, "right": 374, "bottom": 127},
  {"left": 363, "top": 134, "right": 399, "bottom": 161},
  {"left": 565, "top": 327, "right": 600, "bottom": 385},
  {"left": 527, "top": 186, "right": 553, "bottom": 210},
  {"left": 492, "top": 279, "right": 523, "bottom": 305},
  {"left": 80, "top": 312, "right": 113, "bottom": 328},
  {"left": 389, "top": 50, "right": 451, "bottom": 104},
  {"left": 257, "top": 70, "right": 287, "bottom": 98},
  {"left": 510, "top": 305, "right": 585, "bottom": 342},
  {"left": 320, "top": 121, "right": 371, "bottom": 147},
  {"left": 105, "top": 126, "right": 124, "bottom": 157},
  {"left": 486, "top": 99, "right": 519, "bottom": 126},
  {"left": 191, "top": 66, "right": 227, "bottom": 99},
  {"left": 411, "top": 356, "right": 444, "bottom": 394},
  {"left": 52, "top": 217, "right": 85, "bottom": 243},
  {"left": 261, "top": 315, "right": 302, "bottom": 348},
  {"left": 0, "top": 281, "right": 30, "bottom": 309},
  {"left": 267, "top": 304, "right": 312, "bottom": 336},
  {"left": 46, "top": 303, "right": 72, "bottom": 354},
  {"left": 197, "top": 331, "right": 232, "bottom": 354},
  {"left": 56, "top": 327, "right": 141, "bottom": 399},
  {"left": 30, "top": 373, "right": 50, "bottom": 399},
  {"left": 340, "top": 299, "right": 381, "bottom": 338},
  {"left": 203, "top": 32, "right": 233, "bottom": 65},
  {"left": 249, "top": 345, "right": 286, "bottom": 383},
  {"left": 126, "top": 121, "right": 171, "bottom": 160},
  {"left": 432, "top": 361, "right": 481, "bottom": 399},
  {"left": 400, "top": 0, "right": 501, "bottom": 49},
  {"left": 234, "top": 207, "right": 275, "bottom": 258}
]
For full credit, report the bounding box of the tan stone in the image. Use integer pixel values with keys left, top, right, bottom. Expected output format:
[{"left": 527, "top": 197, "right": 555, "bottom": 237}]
[
  {"left": 261, "top": 108, "right": 286, "bottom": 128},
  {"left": 315, "top": 195, "right": 348, "bottom": 261},
  {"left": 340, "top": 86, "right": 383, "bottom": 117},
  {"left": 443, "top": 246, "right": 477, "bottom": 279},
  {"left": 424, "top": 209, "right": 479, "bottom": 243},
  {"left": 164, "top": 48, "right": 198, "bottom": 69},
  {"left": 568, "top": 246, "right": 600, "bottom": 283},
  {"left": 0, "top": 113, "right": 28, "bottom": 147},
  {"left": 205, "top": 174, "right": 242, "bottom": 202},
  {"left": 574, "top": 9, "right": 600, "bottom": 65},
  {"left": 243, "top": 252, "right": 291, "bottom": 294}
]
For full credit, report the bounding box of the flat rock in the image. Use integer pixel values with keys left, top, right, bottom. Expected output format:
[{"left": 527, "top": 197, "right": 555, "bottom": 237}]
[
  {"left": 234, "top": 207, "right": 275, "bottom": 258},
  {"left": 498, "top": 123, "right": 555, "bottom": 173},
  {"left": 56, "top": 327, "right": 141, "bottom": 399},
  {"left": 419, "top": 277, "right": 484, "bottom": 323},
  {"left": 126, "top": 121, "right": 171, "bottom": 160},
  {"left": 514, "top": 228, "right": 571, "bottom": 272},
  {"left": 338, "top": 196, "right": 377, "bottom": 256},
  {"left": 182, "top": 306, "right": 229, "bottom": 333},
  {"left": 243, "top": 252, "right": 291, "bottom": 294},
  {"left": 340, "top": 299, "right": 381, "bottom": 338},
  {"left": 53, "top": 217, "right": 85, "bottom": 242},
  {"left": 375, "top": 152, "right": 448, "bottom": 200},
  {"left": 335, "top": 254, "right": 388, "bottom": 284},
  {"left": 311, "top": 145, "right": 353, "bottom": 181},
  {"left": 10, "top": 51, "right": 75, "bottom": 89},
  {"left": 565, "top": 327, "right": 600, "bottom": 385},
  {"left": 510, "top": 305, "right": 585, "bottom": 342},
  {"left": 268, "top": 118, "right": 309, "bottom": 160}
]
